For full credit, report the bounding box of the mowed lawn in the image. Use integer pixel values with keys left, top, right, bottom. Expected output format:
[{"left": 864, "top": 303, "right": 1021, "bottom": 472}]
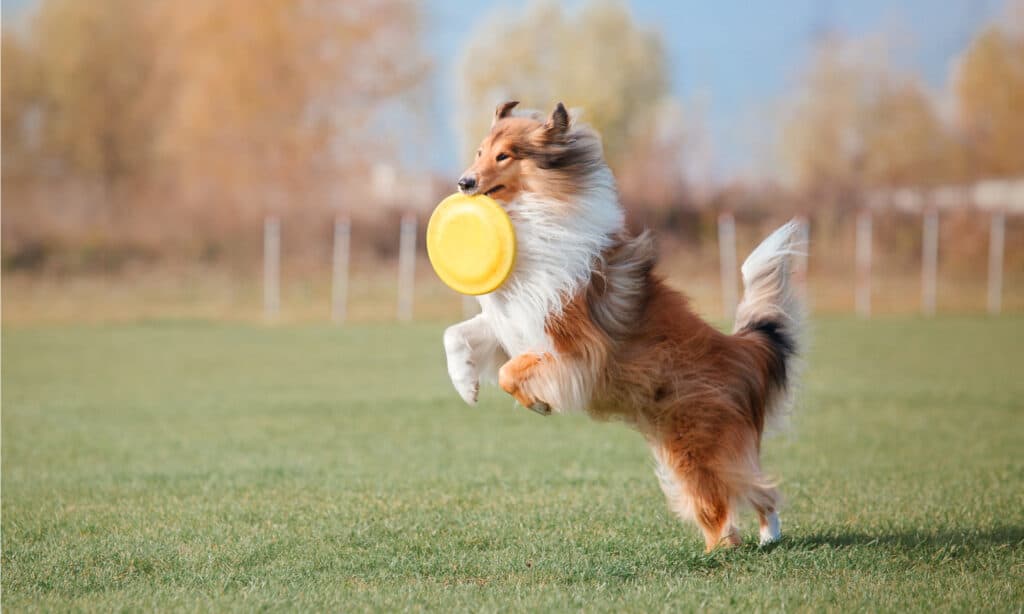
[{"left": 2, "top": 317, "right": 1022, "bottom": 612}]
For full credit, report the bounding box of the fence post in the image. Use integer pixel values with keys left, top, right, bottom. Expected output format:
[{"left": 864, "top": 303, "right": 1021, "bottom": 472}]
[
  {"left": 263, "top": 215, "right": 281, "bottom": 322},
  {"left": 397, "top": 213, "right": 417, "bottom": 322},
  {"left": 332, "top": 214, "right": 351, "bottom": 324},
  {"left": 717, "top": 211, "right": 737, "bottom": 321},
  {"left": 921, "top": 207, "right": 938, "bottom": 317},
  {"left": 987, "top": 209, "right": 1005, "bottom": 316},
  {"left": 855, "top": 208, "right": 872, "bottom": 318}
]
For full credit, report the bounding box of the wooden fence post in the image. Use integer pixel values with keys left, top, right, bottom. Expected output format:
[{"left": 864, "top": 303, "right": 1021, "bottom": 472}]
[
  {"left": 263, "top": 215, "right": 280, "bottom": 322},
  {"left": 332, "top": 214, "right": 351, "bottom": 324},
  {"left": 397, "top": 213, "right": 417, "bottom": 322},
  {"left": 987, "top": 209, "right": 1005, "bottom": 316},
  {"left": 855, "top": 208, "right": 872, "bottom": 318},
  {"left": 921, "top": 207, "right": 938, "bottom": 317}
]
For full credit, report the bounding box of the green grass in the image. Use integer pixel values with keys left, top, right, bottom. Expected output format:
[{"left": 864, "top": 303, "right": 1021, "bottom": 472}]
[{"left": 3, "top": 317, "right": 1023, "bottom": 612}]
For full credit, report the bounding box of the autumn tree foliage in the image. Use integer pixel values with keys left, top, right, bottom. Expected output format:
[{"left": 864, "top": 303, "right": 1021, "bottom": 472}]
[
  {"left": 6, "top": 0, "right": 157, "bottom": 192},
  {"left": 778, "top": 37, "right": 962, "bottom": 203},
  {"left": 150, "top": 0, "right": 427, "bottom": 222},
  {"left": 1, "top": 29, "right": 40, "bottom": 180},
  {"left": 953, "top": 12, "right": 1024, "bottom": 178},
  {"left": 775, "top": 8, "right": 1024, "bottom": 278},
  {"left": 782, "top": 4, "right": 1024, "bottom": 204},
  {"left": 2, "top": 0, "right": 427, "bottom": 264}
]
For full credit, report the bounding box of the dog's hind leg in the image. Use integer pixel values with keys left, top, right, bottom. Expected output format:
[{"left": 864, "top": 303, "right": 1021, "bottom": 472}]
[
  {"left": 751, "top": 485, "right": 781, "bottom": 546},
  {"left": 744, "top": 463, "right": 781, "bottom": 545},
  {"left": 758, "top": 509, "right": 781, "bottom": 546},
  {"left": 652, "top": 441, "right": 740, "bottom": 551},
  {"left": 741, "top": 452, "right": 778, "bottom": 544},
  {"left": 689, "top": 468, "right": 741, "bottom": 552}
]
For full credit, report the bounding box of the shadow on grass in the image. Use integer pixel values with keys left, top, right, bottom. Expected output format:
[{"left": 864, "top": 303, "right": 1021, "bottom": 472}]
[
  {"left": 555, "top": 524, "right": 1024, "bottom": 583},
  {"left": 780, "top": 525, "right": 1024, "bottom": 551}
]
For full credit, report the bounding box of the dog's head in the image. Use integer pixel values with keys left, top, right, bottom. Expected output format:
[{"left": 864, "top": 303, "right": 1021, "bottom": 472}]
[{"left": 457, "top": 101, "right": 605, "bottom": 204}]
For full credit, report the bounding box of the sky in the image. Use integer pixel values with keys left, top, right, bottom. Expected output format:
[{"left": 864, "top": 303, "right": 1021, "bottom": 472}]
[{"left": 3, "top": 0, "right": 1006, "bottom": 181}]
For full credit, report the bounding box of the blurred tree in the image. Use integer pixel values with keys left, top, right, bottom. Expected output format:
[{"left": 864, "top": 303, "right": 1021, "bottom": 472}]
[
  {"left": 616, "top": 98, "right": 700, "bottom": 227},
  {"left": 456, "top": 0, "right": 670, "bottom": 168},
  {"left": 27, "top": 0, "right": 158, "bottom": 196},
  {"left": 861, "top": 79, "right": 963, "bottom": 188},
  {"left": 2, "top": 0, "right": 429, "bottom": 269},
  {"left": 953, "top": 18, "right": 1024, "bottom": 178},
  {"left": 780, "top": 36, "right": 964, "bottom": 207},
  {"left": 1, "top": 27, "right": 41, "bottom": 179},
  {"left": 780, "top": 37, "right": 882, "bottom": 197},
  {"left": 150, "top": 0, "right": 428, "bottom": 220}
]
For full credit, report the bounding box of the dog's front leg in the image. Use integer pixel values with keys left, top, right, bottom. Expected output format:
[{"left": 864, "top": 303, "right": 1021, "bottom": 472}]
[
  {"left": 498, "top": 352, "right": 563, "bottom": 415},
  {"left": 443, "top": 314, "right": 505, "bottom": 406}
]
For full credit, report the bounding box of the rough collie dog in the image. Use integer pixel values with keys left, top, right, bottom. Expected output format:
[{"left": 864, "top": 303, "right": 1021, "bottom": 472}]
[{"left": 444, "top": 101, "right": 804, "bottom": 551}]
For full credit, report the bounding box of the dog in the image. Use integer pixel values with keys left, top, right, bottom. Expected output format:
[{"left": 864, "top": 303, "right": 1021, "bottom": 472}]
[{"left": 443, "top": 101, "right": 804, "bottom": 551}]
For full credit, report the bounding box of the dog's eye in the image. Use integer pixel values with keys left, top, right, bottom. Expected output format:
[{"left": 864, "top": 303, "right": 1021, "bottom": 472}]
[
  {"left": 496, "top": 152, "right": 510, "bottom": 162},
  {"left": 476, "top": 150, "right": 481, "bottom": 158}
]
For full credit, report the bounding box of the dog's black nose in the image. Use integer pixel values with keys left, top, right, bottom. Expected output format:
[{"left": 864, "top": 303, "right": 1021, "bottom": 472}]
[{"left": 457, "top": 175, "right": 477, "bottom": 193}]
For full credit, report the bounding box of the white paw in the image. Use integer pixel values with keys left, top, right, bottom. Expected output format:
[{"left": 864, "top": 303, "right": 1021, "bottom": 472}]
[
  {"left": 447, "top": 356, "right": 479, "bottom": 405},
  {"left": 452, "top": 375, "right": 479, "bottom": 406},
  {"left": 759, "top": 512, "right": 781, "bottom": 546},
  {"left": 444, "top": 329, "right": 479, "bottom": 406}
]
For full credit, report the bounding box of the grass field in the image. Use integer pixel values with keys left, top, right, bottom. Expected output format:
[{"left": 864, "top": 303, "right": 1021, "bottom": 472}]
[{"left": 2, "top": 317, "right": 1022, "bottom": 611}]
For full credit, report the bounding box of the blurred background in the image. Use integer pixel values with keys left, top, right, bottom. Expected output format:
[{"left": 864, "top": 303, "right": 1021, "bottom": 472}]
[{"left": 2, "top": 0, "right": 1023, "bottom": 324}]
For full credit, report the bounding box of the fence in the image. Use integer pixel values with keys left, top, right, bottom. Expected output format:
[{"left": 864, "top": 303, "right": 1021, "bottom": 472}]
[{"left": 261, "top": 179, "right": 1024, "bottom": 323}]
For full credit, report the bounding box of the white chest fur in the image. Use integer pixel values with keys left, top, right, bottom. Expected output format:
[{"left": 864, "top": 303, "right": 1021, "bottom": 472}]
[{"left": 477, "top": 178, "right": 623, "bottom": 358}]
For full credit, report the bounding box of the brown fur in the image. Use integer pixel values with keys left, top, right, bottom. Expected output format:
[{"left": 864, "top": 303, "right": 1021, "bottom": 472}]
[{"left": 467, "top": 103, "right": 796, "bottom": 551}]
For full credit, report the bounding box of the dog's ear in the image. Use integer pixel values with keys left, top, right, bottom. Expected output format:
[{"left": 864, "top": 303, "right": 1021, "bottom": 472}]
[
  {"left": 493, "top": 100, "right": 519, "bottom": 125},
  {"left": 543, "top": 102, "right": 570, "bottom": 135}
]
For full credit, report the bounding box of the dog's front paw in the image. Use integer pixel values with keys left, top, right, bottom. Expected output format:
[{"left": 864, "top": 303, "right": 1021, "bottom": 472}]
[
  {"left": 453, "top": 376, "right": 479, "bottom": 406},
  {"left": 448, "top": 358, "right": 479, "bottom": 406},
  {"left": 499, "top": 353, "right": 550, "bottom": 411},
  {"left": 527, "top": 401, "right": 551, "bottom": 416},
  {"left": 444, "top": 328, "right": 480, "bottom": 406}
]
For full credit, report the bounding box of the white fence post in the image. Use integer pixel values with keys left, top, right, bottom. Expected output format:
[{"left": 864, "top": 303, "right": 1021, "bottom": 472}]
[
  {"left": 397, "top": 213, "right": 417, "bottom": 322},
  {"left": 987, "top": 209, "right": 1005, "bottom": 316},
  {"left": 855, "top": 208, "right": 872, "bottom": 318},
  {"left": 263, "top": 215, "right": 281, "bottom": 322},
  {"left": 921, "top": 207, "right": 938, "bottom": 317},
  {"left": 331, "top": 214, "right": 351, "bottom": 324},
  {"left": 717, "top": 211, "right": 737, "bottom": 321}
]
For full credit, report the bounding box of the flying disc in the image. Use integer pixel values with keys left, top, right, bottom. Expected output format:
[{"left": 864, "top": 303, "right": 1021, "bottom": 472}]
[{"left": 427, "top": 193, "right": 516, "bottom": 295}]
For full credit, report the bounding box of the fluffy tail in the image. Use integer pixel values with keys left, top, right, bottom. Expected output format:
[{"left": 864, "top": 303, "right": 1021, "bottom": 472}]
[{"left": 733, "top": 221, "right": 805, "bottom": 417}]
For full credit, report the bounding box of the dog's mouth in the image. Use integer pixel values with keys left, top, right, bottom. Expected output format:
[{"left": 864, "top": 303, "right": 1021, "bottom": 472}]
[{"left": 483, "top": 184, "right": 505, "bottom": 197}]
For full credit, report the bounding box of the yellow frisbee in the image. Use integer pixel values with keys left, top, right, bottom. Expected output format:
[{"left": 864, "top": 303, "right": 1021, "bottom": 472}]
[{"left": 427, "top": 193, "right": 516, "bottom": 295}]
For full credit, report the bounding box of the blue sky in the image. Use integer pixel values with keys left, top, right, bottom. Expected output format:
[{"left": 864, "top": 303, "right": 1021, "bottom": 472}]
[{"left": 3, "top": 0, "right": 1005, "bottom": 180}]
